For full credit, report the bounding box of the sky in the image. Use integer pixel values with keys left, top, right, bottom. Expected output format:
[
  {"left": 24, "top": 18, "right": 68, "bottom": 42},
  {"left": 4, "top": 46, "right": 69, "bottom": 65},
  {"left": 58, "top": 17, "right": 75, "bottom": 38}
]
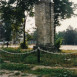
[
  {"left": 56, "top": 0, "right": 77, "bottom": 32},
  {"left": 26, "top": 0, "right": 77, "bottom": 33}
]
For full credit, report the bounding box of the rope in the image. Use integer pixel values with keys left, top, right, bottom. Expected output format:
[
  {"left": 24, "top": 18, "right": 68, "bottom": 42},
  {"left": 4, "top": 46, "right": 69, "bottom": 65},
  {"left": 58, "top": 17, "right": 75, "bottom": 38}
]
[
  {"left": 0, "top": 47, "right": 77, "bottom": 55},
  {"left": 0, "top": 49, "right": 37, "bottom": 55}
]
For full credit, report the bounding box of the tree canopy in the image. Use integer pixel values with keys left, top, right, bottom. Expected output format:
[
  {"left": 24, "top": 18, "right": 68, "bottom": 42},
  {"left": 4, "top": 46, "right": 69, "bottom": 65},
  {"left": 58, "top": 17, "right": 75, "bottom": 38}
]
[
  {"left": 54, "top": 0, "right": 74, "bottom": 27},
  {"left": 0, "top": 0, "right": 74, "bottom": 27},
  {"left": 0, "top": 0, "right": 38, "bottom": 24},
  {"left": 56, "top": 26, "right": 77, "bottom": 45},
  {"left": 0, "top": 0, "right": 75, "bottom": 45}
]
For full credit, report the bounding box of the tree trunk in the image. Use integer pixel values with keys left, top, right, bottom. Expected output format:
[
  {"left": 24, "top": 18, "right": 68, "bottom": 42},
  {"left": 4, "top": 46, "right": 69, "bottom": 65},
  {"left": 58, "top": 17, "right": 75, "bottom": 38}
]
[
  {"left": 23, "top": 17, "right": 26, "bottom": 48},
  {"left": 54, "top": 25, "right": 56, "bottom": 44}
]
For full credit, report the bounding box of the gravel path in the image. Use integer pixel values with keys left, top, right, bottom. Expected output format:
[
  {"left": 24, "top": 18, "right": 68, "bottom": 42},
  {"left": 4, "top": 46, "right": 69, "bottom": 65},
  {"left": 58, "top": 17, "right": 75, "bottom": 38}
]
[{"left": 32, "top": 65, "right": 77, "bottom": 70}]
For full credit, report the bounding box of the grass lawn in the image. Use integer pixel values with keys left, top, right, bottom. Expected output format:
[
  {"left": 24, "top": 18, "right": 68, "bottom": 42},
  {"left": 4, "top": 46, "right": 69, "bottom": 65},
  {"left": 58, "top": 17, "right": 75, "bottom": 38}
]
[
  {"left": 0, "top": 62, "right": 77, "bottom": 77},
  {"left": 1, "top": 48, "right": 77, "bottom": 76},
  {"left": 0, "top": 48, "right": 77, "bottom": 67}
]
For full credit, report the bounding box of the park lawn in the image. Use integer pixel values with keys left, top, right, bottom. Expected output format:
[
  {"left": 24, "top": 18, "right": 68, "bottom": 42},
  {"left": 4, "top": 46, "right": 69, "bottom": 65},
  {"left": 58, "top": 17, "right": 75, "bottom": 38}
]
[
  {"left": 0, "top": 59, "right": 77, "bottom": 77},
  {"left": 0, "top": 62, "right": 77, "bottom": 77},
  {"left": 1, "top": 48, "right": 77, "bottom": 67},
  {"left": 1, "top": 48, "right": 77, "bottom": 76},
  {"left": 1, "top": 47, "right": 32, "bottom": 53}
]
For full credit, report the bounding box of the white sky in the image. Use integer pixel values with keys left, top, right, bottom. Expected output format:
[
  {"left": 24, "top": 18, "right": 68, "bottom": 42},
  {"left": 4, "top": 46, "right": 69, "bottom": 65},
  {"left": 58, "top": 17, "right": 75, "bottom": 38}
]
[
  {"left": 26, "top": 0, "right": 77, "bottom": 33},
  {"left": 56, "top": 0, "right": 77, "bottom": 32}
]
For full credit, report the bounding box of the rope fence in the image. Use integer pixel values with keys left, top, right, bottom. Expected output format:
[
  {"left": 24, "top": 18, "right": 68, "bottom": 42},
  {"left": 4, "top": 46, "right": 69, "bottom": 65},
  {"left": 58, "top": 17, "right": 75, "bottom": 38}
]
[
  {"left": 0, "top": 47, "right": 77, "bottom": 63},
  {"left": 0, "top": 49, "right": 37, "bottom": 55},
  {"left": 0, "top": 47, "right": 77, "bottom": 55},
  {"left": 38, "top": 47, "right": 77, "bottom": 55}
]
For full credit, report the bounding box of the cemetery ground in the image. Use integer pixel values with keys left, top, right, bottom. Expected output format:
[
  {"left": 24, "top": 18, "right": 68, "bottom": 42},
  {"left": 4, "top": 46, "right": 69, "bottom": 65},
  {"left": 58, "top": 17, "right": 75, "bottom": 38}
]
[{"left": 0, "top": 47, "right": 77, "bottom": 77}]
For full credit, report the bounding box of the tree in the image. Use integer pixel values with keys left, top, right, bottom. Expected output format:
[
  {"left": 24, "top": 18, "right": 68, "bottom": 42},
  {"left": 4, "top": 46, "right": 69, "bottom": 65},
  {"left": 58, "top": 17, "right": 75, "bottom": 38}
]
[
  {"left": 4, "top": 22, "right": 12, "bottom": 41},
  {"left": 54, "top": 0, "right": 74, "bottom": 40},
  {"left": 74, "top": 29, "right": 77, "bottom": 45},
  {"left": 0, "top": 0, "right": 38, "bottom": 48},
  {"left": 0, "top": 0, "right": 74, "bottom": 47},
  {"left": 0, "top": 22, "right": 5, "bottom": 41},
  {"left": 64, "top": 26, "right": 76, "bottom": 45},
  {"left": 56, "top": 26, "right": 77, "bottom": 45}
]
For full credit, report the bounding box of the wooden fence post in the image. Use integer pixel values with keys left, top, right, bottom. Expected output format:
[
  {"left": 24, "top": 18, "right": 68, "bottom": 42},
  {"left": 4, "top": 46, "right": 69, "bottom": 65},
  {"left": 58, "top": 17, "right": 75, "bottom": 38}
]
[{"left": 37, "top": 47, "right": 40, "bottom": 63}]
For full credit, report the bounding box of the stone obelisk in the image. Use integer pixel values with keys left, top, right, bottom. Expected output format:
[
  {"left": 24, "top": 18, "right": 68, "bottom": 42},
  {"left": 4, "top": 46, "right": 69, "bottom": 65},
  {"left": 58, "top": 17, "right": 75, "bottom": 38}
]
[{"left": 35, "top": 0, "right": 55, "bottom": 50}]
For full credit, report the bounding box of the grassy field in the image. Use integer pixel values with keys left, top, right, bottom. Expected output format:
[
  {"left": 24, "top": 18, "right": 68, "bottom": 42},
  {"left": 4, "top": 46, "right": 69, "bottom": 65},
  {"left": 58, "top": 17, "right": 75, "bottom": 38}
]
[
  {"left": 1, "top": 48, "right": 77, "bottom": 67},
  {"left": 0, "top": 47, "right": 77, "bottom": 77},
  {"left": 0, "top": 61, "right": 77, "bottom": 77}
]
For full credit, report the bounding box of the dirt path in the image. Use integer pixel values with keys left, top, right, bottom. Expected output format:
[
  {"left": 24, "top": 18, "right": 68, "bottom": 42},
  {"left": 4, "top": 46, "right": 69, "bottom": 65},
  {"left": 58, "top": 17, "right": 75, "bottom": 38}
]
[
  {"left": 0, "top": 70, "right": 37, "bottom": 77},
  {"left": 32, "top": 65, "right": 77, "bottom": 70},
  {"left": 60, "top": 45, "right": 77, "bottom": 50},
  {"left": 1, "top": 64, "right": 77, "bottom": 77}
]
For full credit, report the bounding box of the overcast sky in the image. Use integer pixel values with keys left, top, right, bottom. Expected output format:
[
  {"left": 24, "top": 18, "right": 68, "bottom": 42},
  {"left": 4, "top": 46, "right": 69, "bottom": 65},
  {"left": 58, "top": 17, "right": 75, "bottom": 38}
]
[
  {"left": 26, "top": 0, "right": 77, "bottom": 33},
  {"left": 56, "top": 0, "right": 77, "bottom": 32}
]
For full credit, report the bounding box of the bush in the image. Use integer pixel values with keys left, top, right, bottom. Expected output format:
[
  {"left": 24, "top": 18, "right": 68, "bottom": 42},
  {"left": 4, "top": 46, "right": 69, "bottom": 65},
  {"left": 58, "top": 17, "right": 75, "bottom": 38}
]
[
  {"left": 0, "top": 63, "right": 31, "bottom": 70},
  {"left": 55, "top": 38, "right": 63, "bottom": 51},
  {"left": 20, "top": 42, "right": 28, "bottom": 49},
  {"left": 0, "top": 58, "right": 4, "bottom": 63}
]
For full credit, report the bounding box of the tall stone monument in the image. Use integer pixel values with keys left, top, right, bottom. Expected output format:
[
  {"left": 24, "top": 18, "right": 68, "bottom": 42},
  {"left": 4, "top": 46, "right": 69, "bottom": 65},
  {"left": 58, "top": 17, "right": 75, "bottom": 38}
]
[{"left": 35, "top": 0, "right": 55, "bottom": 50}]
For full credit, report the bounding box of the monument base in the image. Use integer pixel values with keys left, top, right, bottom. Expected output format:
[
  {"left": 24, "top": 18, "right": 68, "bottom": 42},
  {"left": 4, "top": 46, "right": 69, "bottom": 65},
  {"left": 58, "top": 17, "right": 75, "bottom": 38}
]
[{"left": 33, "top": 43, "right": 57, "bottom": 52}]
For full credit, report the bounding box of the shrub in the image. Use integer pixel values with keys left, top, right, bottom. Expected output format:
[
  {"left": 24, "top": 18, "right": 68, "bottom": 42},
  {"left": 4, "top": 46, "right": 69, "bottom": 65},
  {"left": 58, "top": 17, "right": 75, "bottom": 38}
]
[
  {"left": 0, "top": 58, "right": 4, "bottom": 63},
  {"left": 34, "top": 68, "right": 73, "bottom": 77},
  {"left": 55, "top": 38, "right": 63, "bottom": 51},
  {"left": 20, "top": 42, "right": 28, "bottom": 49}
]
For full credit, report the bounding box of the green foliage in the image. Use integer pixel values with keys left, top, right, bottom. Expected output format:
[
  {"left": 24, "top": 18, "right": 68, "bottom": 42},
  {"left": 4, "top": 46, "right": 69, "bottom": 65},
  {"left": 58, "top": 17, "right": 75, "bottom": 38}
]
[
  {"left": 56, "top": 26, "right": 77, "bottom": 45},
  {"left": 0, "top": 58, "right": 4, "bottom": 63},
  {"left": 55, "top": 38, "right": 62, "bottom": 51},
  {"left": 0, "top": 63, "right": 31, "bottom": 70},
  {"left": 3, "top": 22, "right": 12, "bottom": 41},
  {"left": 27, "top": 33, "right": 33, "bottom": 41},
  {"left": 0, "top": 0, "right": 38, "bottom": 45},
  {"left": 0, "top": 0, "right": 38, "bottom": 24},
  {"left": 54, "top": 0, "right": 74, "bottom": 40},
  {"left": 33, "top": 68, "right": 73, "bottom": 77},
  {"left": 33, "top": 30, "right": 38, "bottom": 40},
  {"left": 23, "top": 55, "right": 37, "bottom": 64},
  {"left": 1, "top": 49, "right": 77, "bottom": 67},
  {"left": 54, "top": 0, "right": 74, "bottom": 27},
  {"left": 2, "top": 48, "right": 21, "bottom": 53},
  {"left": 64, "top": 26, "right": 76, "bottom": 45},
  {"left": 20, "top": 42, "right": 28, "bottom": 49}
]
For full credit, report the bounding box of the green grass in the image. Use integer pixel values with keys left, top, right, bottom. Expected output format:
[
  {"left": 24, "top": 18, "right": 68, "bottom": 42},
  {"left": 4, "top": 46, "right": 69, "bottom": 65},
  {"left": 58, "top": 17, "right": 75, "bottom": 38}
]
[
  {"left": 1, "top": 47, "right": 32, "bottom": 53},
  {"left": 1, "top": 48, "right": 77, "bottom": 67},
  {"left": 0, "top": 58, "right": 4, "bottom": 63},
  {"left": 1, "top": 48, "right": 77, "bottom": 76},
  {"left": 0, "top": 63, "right": 33, "bottom": 71},
  {"left": 0, "top": 62, "right": 77, "bottom": 77},
  {"left": 1, "top": 51, "right": 77, "bottom": 67},
  {"left": 30, "top": 68, "right": 75, "bottom": 77}
]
